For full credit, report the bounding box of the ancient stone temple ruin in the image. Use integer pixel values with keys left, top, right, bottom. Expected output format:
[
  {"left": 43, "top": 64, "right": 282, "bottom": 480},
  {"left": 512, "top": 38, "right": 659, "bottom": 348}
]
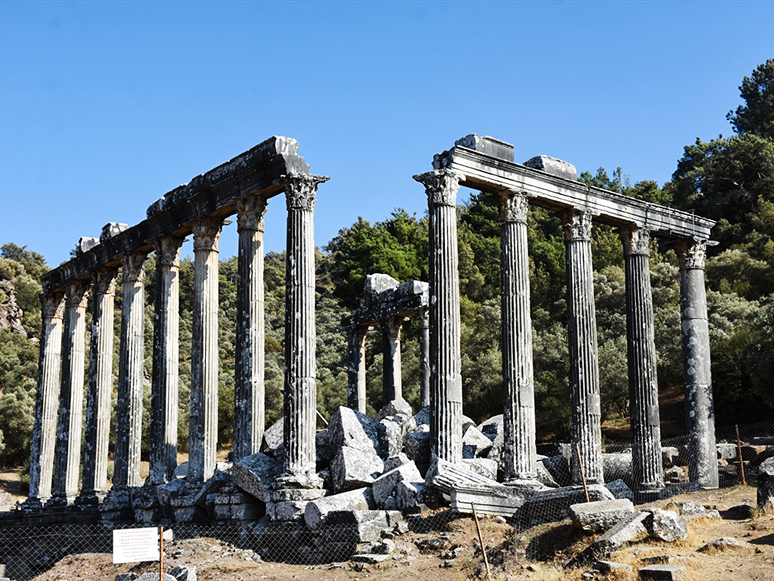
[{"left": 21, "top": 134, "right": 718, "bottom": 532}]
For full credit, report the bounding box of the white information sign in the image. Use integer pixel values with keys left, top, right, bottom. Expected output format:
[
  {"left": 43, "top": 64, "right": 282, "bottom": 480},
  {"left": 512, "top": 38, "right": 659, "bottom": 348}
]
[{"left": 113, "top": 527, "right": 160, "bottom": 564}]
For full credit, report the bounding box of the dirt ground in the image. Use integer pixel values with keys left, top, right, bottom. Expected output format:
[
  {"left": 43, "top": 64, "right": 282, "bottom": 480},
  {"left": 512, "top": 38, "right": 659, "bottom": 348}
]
[{"left": 12, "top": 485, "right": 772, "bottom": 581}]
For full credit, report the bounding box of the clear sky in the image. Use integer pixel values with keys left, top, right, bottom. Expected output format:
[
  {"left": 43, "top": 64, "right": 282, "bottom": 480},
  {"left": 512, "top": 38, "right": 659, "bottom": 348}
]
[{"left": 1, "top": 1, "right": 773, "bottom": 267}]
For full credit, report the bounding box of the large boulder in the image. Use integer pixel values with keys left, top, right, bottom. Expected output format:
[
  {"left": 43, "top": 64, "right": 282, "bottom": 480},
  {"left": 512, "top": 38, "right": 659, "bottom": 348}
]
[
  {"left": 330, "top": 446, "right": 384, "bottom": 493},
  {"left": 233, "top": 453, "right": 282, "bottom": 502},
  {"left": 328, "top": 406, "right": 386, "bottom": 458}
]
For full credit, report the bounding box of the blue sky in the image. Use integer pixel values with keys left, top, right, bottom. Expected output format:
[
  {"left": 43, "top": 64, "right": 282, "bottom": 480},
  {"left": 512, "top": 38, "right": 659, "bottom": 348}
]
[{"left": 1, "top": 1, "right": 773, "bottom": 266}]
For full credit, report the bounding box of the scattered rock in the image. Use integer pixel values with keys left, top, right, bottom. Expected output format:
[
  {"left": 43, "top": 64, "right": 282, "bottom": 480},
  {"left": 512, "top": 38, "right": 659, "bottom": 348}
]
[
  {"left": 698, "top": 537, "right": 748, "bottom": 551},
  {"left": 642, "top": 508, "right": 688, "bottom": 542}
]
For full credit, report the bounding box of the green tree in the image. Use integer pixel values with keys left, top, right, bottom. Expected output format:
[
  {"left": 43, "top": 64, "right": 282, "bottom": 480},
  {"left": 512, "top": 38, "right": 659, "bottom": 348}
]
[{"left": 728, "top": 59, "right": 774, "bottom": 139}]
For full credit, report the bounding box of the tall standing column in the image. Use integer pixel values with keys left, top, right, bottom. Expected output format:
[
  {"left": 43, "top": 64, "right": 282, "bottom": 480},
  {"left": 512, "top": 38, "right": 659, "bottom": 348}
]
[
  {"left": 500, "top": 190, "right": 538, "bottom": 483},
  {"left": 27, "top": 292, "right": 64, "bottom": 507},
  {"left": 621, "top": 227, "right": 664, "bottom": 491},
  {"left": 80, "top": 267, "right": 118, "bottom": 504},
  {"left": 418, "top": 307, "right": 430, "bottom": 409},
  {"left": 678, "top": 239, "right": 719, "bottom": 489},
  {"left": 234, "top": 195, "right": 269, "bottom": 462},
  {"left": 279, "top": 172, "right": 329, "bottom": 486},
  {"left": 189, "top": 218, "right": 223, "bottom": 484},
  {"left": 149, "top": 236, "right": 184, "bottom": 486},
  {"left": 413, "top": 169, "right": 463, "bottom": 464},
  {"left": 381, "top": 316, "right": 404, "bottom": 404},
  {"left": 564, "top": 209, "right": 604, "bottom": 485},
  {"left": 114, "top": 252, "right": 147, "bottom": 489},
  {"left": 51, "top": 279, "right": 90, "bottom": 505},
  {"left": 347, "top": 325, "right": 368, "bottom": 414}
]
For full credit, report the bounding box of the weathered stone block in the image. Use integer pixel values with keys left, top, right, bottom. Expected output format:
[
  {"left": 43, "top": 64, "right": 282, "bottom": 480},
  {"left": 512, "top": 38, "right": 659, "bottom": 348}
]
[
  {"left": 379, "top": 418, "right": 405, "bottom": 459},
  {"left": 758, "top": 457, "right": 774, "bottom": 510},
  {"left": 638, "top": 565, "right": 687, "bottom": 580},
  {"left": 413, "top": 406, "right": 429, "bottom": 427},
  {"left": 233, "top": 452, "right": 282, "bottom": 502},
  {"left": 373, "top": 462, "right": 423, "bottom": 507},
  {"left": 330, "top": 446, "right": 384, "bottom": 493},
  {"left": 523, "top": 155, "right": 578, "bottom": 181},
  {"left": 462, "top": 458, "right": 498, "bottom": 481},
  {"left": 668, "top": 500, "right": 707, "bottom": 520},
  {"left": 517, "top": 484, "right": 615, "bottom": 527},
  {"left": 193, "top": 469, "right": 233, "bottom": 507},
  {"left": 570, "top": 499, "right": 634, "bottom": 533},
  {"left": 261, "top": 418, "right": 284, "bottom": 455},
  {"left": 325, "top": 510, "right": 390, "bottom": 543},
  {"left": 168, "top": 566, "right": 197, "bottom": 581},
  {"left": 593, "top": 560, "right": 632, "bottom": 574},
  {"left": 478, "top": 414, "right": 503, "bottom": 441},
  {"left": 451, "top": 485, "right": 536, "bottom": 517},
  {"left": 661, "top": 447, "right": 679, "bottom": 468},
  {"left": 316, "top": 428, "right": 335, "bottom": 464},
  {"left": 642, "top": 508, "right": 688, "bottom": 542},
  {"left": 156, "top": 478, "right": 188, "bottom": 506},
  {"left": 406, "top": 428, "right": 430, "bottom": 468},
  {"left": 384, "top": 453, "right": 411, "bottom": 472},
  {"left": 375, "top": 398, "right": 413, "bottom": 422},
  {"left": 593, "top": 510, "right": 649, "bottom": 552},
  {"left": 462, "top": 426, "right": 493, "bottom": 459},
  {"left": 698, "top": 537, "right": 748, "bottom": 551},
  {"left": 328, "top": 406, "right": 386, "bottom": 458},
  {"left": 364, "top": 273, "right": 399, "bottom": 295},
  {"left": 100, "top": 222, "right": 128, "bottom": 242},
  {"left": 454, "top": 134, "right": 515, "bottom": 162},
  {"left": 425, "top": 457, "right": 503, "bottom": 495},
  {"left": 304, "top": 487, "right": 374, "bottom": 530},
  {"left": 716, "top": 442, "right": 738, "bottom": 461},
  {"left": 603, "top": 453, "right": 633, "bottom": 486},
  {"left": 541, "top": 454, "right": 572, "bottom": 487},
  {"left": 605, "top": 479, "right": 634, "bottom": 502}
]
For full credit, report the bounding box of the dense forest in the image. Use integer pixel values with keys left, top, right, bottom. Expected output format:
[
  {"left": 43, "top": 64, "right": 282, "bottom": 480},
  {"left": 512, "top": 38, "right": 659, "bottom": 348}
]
[{"left": 1, "top": 60, "right": 774, "bottom": 469}]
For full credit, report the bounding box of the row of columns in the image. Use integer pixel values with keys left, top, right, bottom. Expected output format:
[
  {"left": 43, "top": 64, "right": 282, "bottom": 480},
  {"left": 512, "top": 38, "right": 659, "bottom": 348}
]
[
  {"left": 28, "top": 173, "right": 328, "bottom": 507},
  {"left": 414, "top": 169, "right": 718, "bottom": 491}
]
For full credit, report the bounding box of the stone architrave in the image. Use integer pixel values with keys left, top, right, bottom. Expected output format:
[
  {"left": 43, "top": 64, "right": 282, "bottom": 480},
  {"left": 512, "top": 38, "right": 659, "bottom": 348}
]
[
  {"left": 418, "top": 307, "right": 430, "bottom": 408},
  {"left": 51, "top": 279, "right": 90, "bottom": 505},
  {"left": 677, "top": 239, "right": 719, "bottom": 489},
  {"left": 381, "top": 315, "right": 405, "bottom": 404},
  {"left": 114, "top": 252, "right": 148, "bottom": 489},
  {"left": 27, "top": 292, "right": 64, "bottom": 506},
  {"left": 499, "top": 190, "right": 538, "bottom": 482},
  {"left": 413, "top": 169, "right": 463, "bottom": 464},
  {"left": 621, "top": 227, "right": 664, "bottom": 491},
  {"left": 189, "top": 218, "right": 223, "bottom": 483},
  {"left": 277, "top": 172, "right": 329, "bottom": 486},
  {"left": 149, "top": 236, "right": 184, "bottom": 486},
  {"left": 234, "top": 195, "right": 269, "bottom": 462},
  {"left": 564, "top": 209, "right": 604, "bottom": 485},
  {"left": 80, "top": 267, "right": 118, "bottom": 503},
  {"left": 347, "top": 325, "right": 368, "bottom": 414}
]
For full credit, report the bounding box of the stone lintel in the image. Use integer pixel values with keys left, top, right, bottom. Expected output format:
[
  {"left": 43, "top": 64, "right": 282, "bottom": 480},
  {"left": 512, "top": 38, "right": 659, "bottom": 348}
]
[
  {"left": 523, "top": 155, "right": 578, "bottom": 181},
  {"left": 452, "top": 134, "right": 515, "bottom": 162},
  {"left": 351, "top": 281, "right": 429, "bottom": 327}
]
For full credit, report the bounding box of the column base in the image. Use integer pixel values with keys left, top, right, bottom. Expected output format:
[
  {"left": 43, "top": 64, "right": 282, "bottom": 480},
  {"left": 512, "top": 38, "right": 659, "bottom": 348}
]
[
  {"left": 75, "top": 491, "right": 107, "bottom": 506},
  {"left": 266, "top": 487, "right": 326, "bottom": 522},
  {"left": 20, "top": 497, "right": 46, "bottom": 512},
  {"left": 45, "top": 494, "right": 76, "bottom": 508}
]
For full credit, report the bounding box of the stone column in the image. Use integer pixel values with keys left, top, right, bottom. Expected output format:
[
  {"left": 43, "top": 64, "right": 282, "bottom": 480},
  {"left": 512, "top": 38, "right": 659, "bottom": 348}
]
[
  {"left": 413, "top": 169, "right": 463, "bottom": 464},
  {"left": 621, "top": 227, "right": 664, "bottom": 491},
  {"left": 80, "top": 267, "right": 118, "bottom": 504},
  {"left": 347, "top": 325, "right": 368, "bottom": 414},
  {"left": 189, "top": 218, "right": 223, "bottom": 484},
  {"left": 500, "top": 190, "right": 538, "bottom": 483},
  {"left": 233, "top": 195, "right": 269, "bottom": 462},
  {"left": 27, "top": 292, "right": 64, "bottom": 506},
  {"left": 51, "top": 279, "right": 90, "bottom": 505},
  {"left": 418, "top": 307, "right": 430, "bottom": 409},
  {"left": 564, "top": 209, "right": 604, "bottom": 485},
  {"left": 381, "top": 316, "right": 404, "bottom": 404},
  {"left": 114, "top": 252, "right": 147, "bottom": 489},
  {"left": 278, "top": 172, "right": 329, "bottom": 486},
  {"left": 678, "top": 239, "right": 719, "bottom": 489},
  {"left": 149, "top": 236, "right": 184, "bottom": 486}
]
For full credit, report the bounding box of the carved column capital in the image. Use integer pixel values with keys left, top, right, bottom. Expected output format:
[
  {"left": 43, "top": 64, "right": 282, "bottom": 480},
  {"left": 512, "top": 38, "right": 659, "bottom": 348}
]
[
  {"left": 192, "top": 218, "right": 223, "bottom": 252},
  {"left": 563, "top": 209, "right": 593, "bottom": 242},
  {"left": 41, "top": 292, "right": 65, "bottom": 320},
  {"left": 154, "top": 236, "right": 184, "bottom": 267},
  {"left": 620, "top": 226, "right": 650, "bottom": 257},
  {"left": 380, "top": 316, "right": 407, "bottom": 341},
  {"left": 678, "top": 239, "right": 709, "bottom": 270},
  {"left": 123, "top": 252, "right": 148, "bottom": 284},
  {"left": 276, "top": 172, "right": 330, "bottom": 212},
  {"left": 236, "top": 195, "right": 268, "bottom": 232},
  {"left": 64, "top": 280, "right": 90, "bottom": 309},
  {"left": 92, "top": 268, "right": 118, "bottom": 296},
  {"left": 413, "top": 169, "right": 463, "bottom": 208},
  {"left": 499, "top": 190, "right": 530, "bottom": 224}
]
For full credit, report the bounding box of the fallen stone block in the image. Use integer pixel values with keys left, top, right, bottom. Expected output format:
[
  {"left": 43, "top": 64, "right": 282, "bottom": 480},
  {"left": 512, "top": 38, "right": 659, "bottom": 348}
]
[
  {"left": 716, "top": 442, "right": 738, "bottom": 461},
  {"left": 661, "top": 447, "right": 679, "bottom": 468},
  {"left": 261, "top": 418, "right": 284, "bottom": 454},
  {"left": 266, "top": 488, "right": 326, "bottom": 522},
  {"left": 569, "top": 499, "right": 634, "bottom": 533},
  {"left": 462, "top": 458, "right": 498, "bottom": 481},
  {"left": 395, "top": 480, "right": 426, "bottom": 511},
  {"left": 603, "top": 453, "right": 633, "bottom": 487},
  {"left": 375, "top": 398, "right": 413, "bottom": 422},
  {"left": 373, "top": 462, "right": 423, "bottom": 506},
  {"left": 541, "top": 454, "right": 572, "bottom": 487},
  {"left": 157, "top": 478, "right": 188, "bottom": 506},
  {"left": 329, "top": 406, "right": 386, "bottom": 458},
  {"left": 462, "top": 426, "right": 493, "bottom": 459},
  {"left": 168, "top": 566, "right": 196, "bottom": 581},
  {"left": 413, "top": 406, "right": 429, "bottom": 427},
  {"left": 406, "top": 427, "right": 430, "bottom": 465},
  {"left": 426, "top": 457, "right": 503, "bottom": 495},
  {"left": 535, "top": 458, "right": 559, "bottom": 488},
  {"left": 330, "top": 446, "right": 384, "bottom": 493},
  {"left": 657, "top": 481, "right": 700, "bottom": 500},
  {"left": 379, "top": 417, "right": 405, "bottom": 458},
  {"left": 193, "top": 469, "right": 232, "bottom": 507},
  {"left": 638, "top": 565, "right": 687, "bottom": 580},
  {"left": 667, "top": 500, "right": 707, "bottom": 520},
  {"left": 316, "top": 428, "right": 335, "bottom": 463},
  {"left": 451, "top": 485, "right": 536, "bottom": 517},
  {"left": 642, "top": 508, "right": 688, "bottom": 542},
  {"left": 663, "top": 466, "right": 688, "bottom": 484},
  {"left": 304, "top": 487, "right": 374, "bottom": 530},
  {"left": 384, "top": 453, "right": 411, "bottom": 472},
  {"left": 517, "top": 484, "right": 615, "bottom": 527},
  {"left": 136, "top": 574, "right": 177, "bottom": 581},
  {"left": 593, "top": 510, "right": 649, "bottom": 552},
  {"left": 605, "top": 479, "right": 634, "bottom": 502},
  {"left": 325, "top": 510, "right": 390, "bottom": 543},
  {"left": 478, "top": 414, "right": 503, "bottom": 441},
  {"left": 233, "top": 453, "right": 282, "bottom": 502},
  {"left": 758, "top": 457, "right": 774, "bottom": 511},
  {"left": 351, "top": 553, "right": 391, "bottom": 564},
  {"left": 593, "top": 560, "right": 632, "bottom": 574},
  {"left": 698, "top": 537, "right": 748, "bottom": 551}
]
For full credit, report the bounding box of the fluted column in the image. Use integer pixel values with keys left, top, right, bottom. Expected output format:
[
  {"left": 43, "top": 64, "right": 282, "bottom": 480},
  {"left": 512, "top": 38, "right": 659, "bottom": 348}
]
[
  {"left": 347, "top": 325, "right": 368, "bottom": 414},
  {"left": 80, "top": 267, "right": 118, "bottom": 503},
  {"left": 381, "top": 316, "right": 404, "bottom": 404},
  {"left": 189, "top": 218, "right": 223, "bottom": 484},
  {"left": 114, "top": 252, "right": 147, "bottom": 489},
  {"left": 51, "top": 279, "right": 90, "bottom": 505},
  {"left": 149, "top": 236, "right": 183, "bottom": 486},
  {"left": 678, "top": 239, "right": 719, "bottom": 489},
  {"left": 27, "top": 292, "right": 64, "bottom": 506},
  {"left": 413, "top": 169, "right": 463, "bottom": 464},
  {"left": 500, "top": 190, "right": 538, "bottom": 483},
  {"left": 621, "top": 227, "right": 664, "bottom": 491},
  {"left": 418, "top": 307, "right": 430, "bottom": 409},
  {"left": 564, "top": 209, "right": 604, "bottom": 485},
  {"left": 278, "top": 172, "right": 329, "bottom": 486},
  {"left": 234, "top": 195, "right": 269, "bottom": 462}
]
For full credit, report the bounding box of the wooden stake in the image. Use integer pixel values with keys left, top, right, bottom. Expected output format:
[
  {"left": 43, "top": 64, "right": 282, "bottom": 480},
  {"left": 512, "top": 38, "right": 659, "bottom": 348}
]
[
  {"left": 471, "top": 503, "right": 491, "bottom": 578},
  {"left": 159, "top": 525, "right": 164, "bottom": 580},
  {"left": 575, "top": 442, "right": 590, "bottom": 503},
  {"left": 736, "top": 425, "right": 746, "bottom": 486}
]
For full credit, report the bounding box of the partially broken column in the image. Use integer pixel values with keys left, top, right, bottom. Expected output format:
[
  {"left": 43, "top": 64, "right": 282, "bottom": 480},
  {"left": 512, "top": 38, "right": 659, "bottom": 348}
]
[
  {"left": 500, "top": 190, "right": 538, "bottom": 483},
  {"left": 80, "top": 267, "right": 118, "bottom": 504},
  {"left": 347, "top": 325, "right": 368, "bottom": 414},
  {"left": 149, "top": 236, "right": 184, "bottom": 486},
  {"left": 114, "top": 252, "right": 147, "bottom": 488},
  {"left": 50, "top": 279, "right": 90, "bottom": 505},
  {"left": 27, "top": 292, "right": 65, "bottom": 507},
  {"left": 233, "top": 194, "right": 269, "bottom": 462},
  {"left": 279, "top": 172, "right": 329, "bottom": 486},
  {"left": 413, "top": 169, "right": 463, "bottom": 464},
  {"left": 418, "top": 307, "right": 430, "bottom": 408},
  {"left": 189, "top": 218, "right": 223, "bottom": 483},
  {"left": 564, "top": 209, "right": 603, "bottom": 485},
  {"left": 621, "top": 227, "right": 664, "bottom": 491},
  {"left": 381, "top": 316, "right": 404, "bottom": 404},
  {"left": 678, "top": 239, "right": 719, "bottom": 489}
]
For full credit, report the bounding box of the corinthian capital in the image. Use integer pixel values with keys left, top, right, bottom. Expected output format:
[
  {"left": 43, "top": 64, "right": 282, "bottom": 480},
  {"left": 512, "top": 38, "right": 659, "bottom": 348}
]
[
  {"left": 154, "top": 236, "right": 184, "bottom": 268},
  {"left": 65, "top": 279, "right": 90, "bottom": 310},
  {"left": 236, "top": 195, "right": 268, "bottom": 232},
  {"left": 41, "top": 292, "right": 65, "bottom": 320},
  {"left": 192, "top": 217, "right": 224, "bottom": 252},
  {"left": 92, "top": 267, "right": 118, "bottom": 296},
  {"left": 563, "top": 209, "right": 593, "bottom": 242},
  {"left": 276, "top": 172, "right": 330, "bottom": 212},
  {"left": 620, "top": 226, "right": 650, "bottom": 257},
  {"left": 123, "top": 252, "right": 148, "bottom": 284},
  {"left": 413, "top": 169, "right": 462, "bottom": 208},
  {"left": 500, "top": 190, "right": 530, "bottom": 224},
  {"left": 678, "top": 239, "right": 709, "bottom": 270}
]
